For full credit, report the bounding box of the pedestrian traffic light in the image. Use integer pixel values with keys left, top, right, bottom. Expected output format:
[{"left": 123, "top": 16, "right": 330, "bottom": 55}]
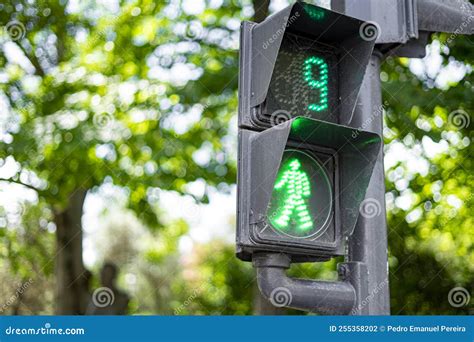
[
  {"left": 236, "top": 1, "right": 382, "bottom": 262},
  {"left": 236, "top": 0, "right": 473, "bottom": 316},
  {"left": 239, "top": 1, "right": 378, "bottom": 129},
  {"left": 237, "top": 117, "right": 381, "bottom": 261}
]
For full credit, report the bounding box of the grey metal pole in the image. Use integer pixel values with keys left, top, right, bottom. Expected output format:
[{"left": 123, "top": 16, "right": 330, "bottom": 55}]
[
  {"left": 348, "top": 52, "right": 390, "bottom": 315},
  {"left": 253, "top": 253, "right": 357, "bottom": 315}
]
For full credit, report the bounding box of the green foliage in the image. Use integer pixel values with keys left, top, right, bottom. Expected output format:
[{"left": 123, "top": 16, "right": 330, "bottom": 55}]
[
  {"left": 0, "top": 0, "right": 241, "bottom": 225},
  {"left": 171, "top": 241, "right": 254, "bottom": 315},
  {"left": 382, "top": 33, "right": 473, "bottom": 314},
  {"left": 0, "top": 202, "right": 55, "bottom": 314},
  {"left": 0, "top": 0, "right": 246, "bottom": 314}
]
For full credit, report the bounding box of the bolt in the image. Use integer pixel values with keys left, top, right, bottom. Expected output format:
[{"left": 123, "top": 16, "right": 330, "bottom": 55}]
[{"left": 338, "top": 265, "right": 348, "bottom": 278}]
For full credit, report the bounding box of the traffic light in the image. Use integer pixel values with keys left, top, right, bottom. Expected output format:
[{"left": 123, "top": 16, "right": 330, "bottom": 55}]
[
  {"left": 236, "top": 1, "right": 382, "bottom": 262},
  {"left": 239, "top": 1, "right": 379, "bottom": 128}
]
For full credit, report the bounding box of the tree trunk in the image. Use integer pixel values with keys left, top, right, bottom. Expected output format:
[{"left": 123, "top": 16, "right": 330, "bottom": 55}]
[
  {"left": 253, "top": 0, "right": 270, "bottom": 23},
  {"left": 54, "top": 189, "right": 88, "bottom": 315}
]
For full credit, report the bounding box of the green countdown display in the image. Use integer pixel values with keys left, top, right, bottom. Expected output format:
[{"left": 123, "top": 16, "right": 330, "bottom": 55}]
[
  {"left": 265, "top": 34, "right": 338, "bottom": 123},
  {"left": 302, "top": 3, "right": 326, "bottom": 21},
  {"left": 267, "top": 150, "right": 333, "bottom": 239},
  {"left": 303, "top": 56, "right": 329, "bottom": 112}
]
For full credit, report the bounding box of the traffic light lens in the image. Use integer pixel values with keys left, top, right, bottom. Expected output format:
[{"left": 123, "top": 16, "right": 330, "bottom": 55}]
[
  {"left": 303, "top": 56, "right": 329, "bottom": 112},
  {"left": 265, "top": 34, "right": 338, "bottom": 123},
  {"left": 267, "top": 149, "right": 333, "bottom": 238},
  {"left": 271, "top": 158, "right": 312, "bottom": 231}
]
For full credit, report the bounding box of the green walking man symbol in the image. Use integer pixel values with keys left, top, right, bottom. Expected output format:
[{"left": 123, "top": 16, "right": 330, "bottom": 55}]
[{"left": 271, "top": 158, "right": 313, "bottom": 231}]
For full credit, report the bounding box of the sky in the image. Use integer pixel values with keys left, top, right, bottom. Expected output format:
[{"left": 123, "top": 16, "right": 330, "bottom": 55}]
[{"left": 0, "top": 0, "right": 469, "bottom": 268}]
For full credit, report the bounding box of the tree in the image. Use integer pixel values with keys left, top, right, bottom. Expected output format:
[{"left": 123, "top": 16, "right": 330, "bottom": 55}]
[
  {"left": 0, "top": 201, "right": 55, "bottom": 314},
  {"left": 382, "top": 33, "right": 473, "bottom": 314},
  {"left": 0, "top": 0, "right": 241, "bottom": 313}
]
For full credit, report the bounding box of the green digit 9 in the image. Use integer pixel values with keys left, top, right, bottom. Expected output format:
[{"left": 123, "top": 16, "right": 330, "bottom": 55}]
[{"left": 303, "top": 56, "right": 329, "bottom": 112}]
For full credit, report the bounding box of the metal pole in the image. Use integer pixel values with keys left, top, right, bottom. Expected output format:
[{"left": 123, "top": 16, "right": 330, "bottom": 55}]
[
  {"left": 253, "top": 253, "right": 356, "bottom": 315},
  {"left": 348, "top": 53, "right": 390, "bottom": 315}
]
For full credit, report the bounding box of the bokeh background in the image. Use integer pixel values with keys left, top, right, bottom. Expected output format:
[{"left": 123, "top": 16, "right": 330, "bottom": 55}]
[{"left": 0, "top": 0, "right": 472, "bottom": 315}]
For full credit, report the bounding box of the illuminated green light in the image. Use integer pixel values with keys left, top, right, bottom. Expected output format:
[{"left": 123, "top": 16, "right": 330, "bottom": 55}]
[
  {"left": 302, "top": 3, "right": 326, "bottom": 21},
  {"left": 270, "top": 158, "right": 313, "bottom": 232},
  {"left": 303, "top": 56, "right": 329, "bottom": 112},
  {"left": 266, "top": 150, "right": 334, "bottom": 239}
]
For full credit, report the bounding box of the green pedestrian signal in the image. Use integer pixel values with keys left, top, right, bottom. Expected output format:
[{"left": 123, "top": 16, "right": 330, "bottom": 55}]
[
  {"left": 267, "top": 149, "right": 333, "bottom": 239},
  {"left": 270, "top": 158, "right": 313, "bottom": 231}
]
